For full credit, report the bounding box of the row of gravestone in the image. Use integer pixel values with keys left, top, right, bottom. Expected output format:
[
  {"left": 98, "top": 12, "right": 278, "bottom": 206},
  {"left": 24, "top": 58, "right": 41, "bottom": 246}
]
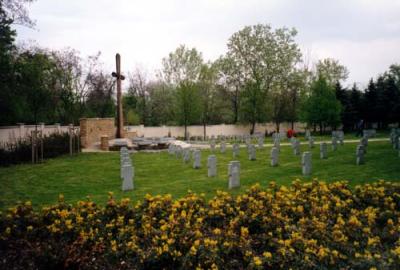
[{"left": 120, "top": 147, "right": 134, "bottom": 191}]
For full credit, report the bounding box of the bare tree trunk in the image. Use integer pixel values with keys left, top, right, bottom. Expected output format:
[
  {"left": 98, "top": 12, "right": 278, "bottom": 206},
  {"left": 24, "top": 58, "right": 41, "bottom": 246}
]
[
  {"left": 250, "top": 121, "right": 255, "bottom": 135},
  {"left": 291, "top": 121, "right": 294, "bottom": 130},
  {"left": 319, "top": 123, "right": 323, "bottom": 135},
  {"left": 203, "top": 122, "right": 206, "bottom": 141},
  {"left": 184, "top": 124, "right": 187, "bottom": 141},
  {"left": 276, "top": 122, "right": 280, "bottom": 133}
]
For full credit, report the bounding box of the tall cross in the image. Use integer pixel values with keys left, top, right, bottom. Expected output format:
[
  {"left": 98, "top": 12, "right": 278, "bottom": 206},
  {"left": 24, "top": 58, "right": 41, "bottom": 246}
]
[{"left": 112, "top": 53, "right": 125, "bottom": 138}]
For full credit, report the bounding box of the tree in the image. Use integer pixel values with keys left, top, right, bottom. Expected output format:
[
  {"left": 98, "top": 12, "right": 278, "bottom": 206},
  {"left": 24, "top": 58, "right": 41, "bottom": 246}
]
[
  {"left": 362, "top": 79, "right": 377, "bottom": 128},
  {"left": 162, "top": 45, "right": 203, "bottom": 139},
  {"left": 316, "top": 58, "right": 349, "bottom": 86},
  {"left": 85, "top": 71, "right": 115, "bottom": 118},
  {"left": 14, "top": 49, "right": 58, "bottom": 125},
  {"left": 146, "top": 81, "right": 175, "bottom": 126},
  {"left": 175, "top": 81, "right": 201, "bottom": 138},
  {"left": 227, "top": 24, "right": 301, "bottom": 133},
  {"left": 214, "top": 55, "right": 244, "bottom": 123},
  {"left": 1, "top": 0, "right": 36, "bottom": 27},
  {"left": 0, "top": 4, "right": 18, "bottom": 125},
  {"left": 127, "top": 68, "right": 149, "bottom": 125},
  {"left": 198, "top": 62, "right": 219, "bottom": 139},
  {"left": 301, "top": 76, "right": 342, "bottom": 134}
]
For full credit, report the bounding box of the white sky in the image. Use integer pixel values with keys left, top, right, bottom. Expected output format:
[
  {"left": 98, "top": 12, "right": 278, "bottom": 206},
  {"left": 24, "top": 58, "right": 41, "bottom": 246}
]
[{"left": 16, "top": 0, "right": 400, "bottom": 87}]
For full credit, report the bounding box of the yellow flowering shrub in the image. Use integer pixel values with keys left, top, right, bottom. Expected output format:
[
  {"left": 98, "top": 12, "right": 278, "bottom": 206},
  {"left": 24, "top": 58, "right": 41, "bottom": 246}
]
[{"left": 1, "top": 180, "right": 400, "bottom": 269}]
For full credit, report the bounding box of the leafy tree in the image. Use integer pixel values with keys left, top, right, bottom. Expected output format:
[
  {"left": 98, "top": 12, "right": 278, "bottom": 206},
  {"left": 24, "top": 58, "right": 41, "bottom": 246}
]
[
  {"left": 198, "top": 62, "right": 219, "bottom": 139},
  {"left": 348, "top": 84, "right": 363, "bottom": 130},
  {"left": 316, "top": 58, "right": 349, "bottom": 86},
  {"left": 14, "top": 49, "right": 57, "bottom": 125},
  {"left": 162, "top": 45, "right": 203, "bottom": 139},
  {"left": 227, "top": 24, "right": 301, "bottom": 133},
  {"left": 127, "top": 68, "right": 149, "bottom": 125},
  {"left": 239, "top": 81, "right": 267, "bottom": 132},
  {"left": 175, "top": 81, "right": 201, "bottom": 138},
  {"left": 1, "top": 0, "right": 36, "bottom": 27},
  {"left": 85, "top": 71, "right": 115, "bottom": 118},
  {"left": 301, "top": 76, "right": 342, "bottom": 134},
  {"left": 147, "top": 81, "right": 175, "bottom": 126},
  {"left": 363, "top": 79, "right": 378, "bottom": 127},
  {"left": 214, "top": 55, "right": 244, "bottom": 123},
  {"left": 0, "top": 4, "right": 18, "bottom": 125}
]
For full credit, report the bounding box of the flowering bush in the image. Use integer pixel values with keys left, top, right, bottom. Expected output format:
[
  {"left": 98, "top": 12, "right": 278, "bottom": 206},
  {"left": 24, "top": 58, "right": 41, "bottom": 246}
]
[{"left": 1, "top": 180, "right": 400, "bottom": 269}]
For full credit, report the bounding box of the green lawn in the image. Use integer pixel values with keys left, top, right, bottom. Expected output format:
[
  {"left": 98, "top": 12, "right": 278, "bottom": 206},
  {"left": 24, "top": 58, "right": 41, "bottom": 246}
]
[{"left": 0, "top": 138, "right": 399, "bottom": 210}]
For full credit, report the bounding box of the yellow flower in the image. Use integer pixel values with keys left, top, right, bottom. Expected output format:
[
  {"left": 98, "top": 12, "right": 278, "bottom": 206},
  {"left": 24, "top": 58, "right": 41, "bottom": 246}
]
[
  {"left": 241, "top": 227, "right": 249, "bottom": 238},
  {"left": 213, "top": 228, "right": 221, "bottom": 235},
  {"left": 253, "top": 256, "right": 262, "bottom": 266},
  {"left": 27, "top": 225, "right": 33, "bottom": 231},
  {"left": 263, "top": 252, "right": 272, "bottom": 259}
]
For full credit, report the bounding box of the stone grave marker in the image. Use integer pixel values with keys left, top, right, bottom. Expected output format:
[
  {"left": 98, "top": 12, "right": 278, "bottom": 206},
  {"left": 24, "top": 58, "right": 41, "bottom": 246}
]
[
  {"left": 228, "top": 161, "right": 240, "bottom": 189},
  {"left": 220, "top": 142, "right": 226, "bottom": 153},
  {"left": 308, "top": 136, "right": 314, "bottom": 148},
  {"left": 356, "top": 144, "right": 365, "bottom": 165},
  {"left": 270, "top": 147, "right": 279, "bottom": 167},
  {"left": 207, "top": 155, "right": 217, "bottom": 177},
  {"left": 257, "top": 136, "right": 264, "bottom": 149},
  {"left": 293, "top": 140, "right": 300, "bottom": 156},
  {"left": 302, "top": 152, "right": 312, "bottom": 175},
  {"left": 210, "top": 140, "right": 216, "bottom": 152},
  {"left": 320, "top": 142, "right": 327, "bottom": 159},
  {"left": 193, "top": 150, "right": 201, "bottom": 169},
  {"left": 233, "top": 143, "right": 240, "bottom": 158},
  {"left": 274, "top": 136, "right": 280, "bottom": 152},
  {"left": 183, "top": 148, "right": 191, "bottom": 163},
  {"left": 332, "top": 137, "right": 338, "bottom": 151},
  {"left": 361, "top": 137, "right": 368, "bottom": 153},
  {"left": 121, "top": 164, "right": 134, "bottom": 191},
  {"left": 248, "top": 144, "right": 256, "bottom": 160}
]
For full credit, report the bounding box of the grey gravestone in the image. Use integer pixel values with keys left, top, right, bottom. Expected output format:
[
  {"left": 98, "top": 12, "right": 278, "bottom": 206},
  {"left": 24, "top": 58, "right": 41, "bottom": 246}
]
[
  {"left": 248, "top": 144, "right": 256, "bottom": 160},
  {"left": 293, "top": 140, "right": 300, "bottom": 156},
  {"left": 183, "top": 148, "right": 191, "bottom": 163},
  {"left": 360, "top": 137, "right": 368, "bottom": 153},
  {"left": 245, "top": 136, "right": 251, "bottom": 145},
  {"left": 274, "top": 137, "right": 280, "bottom": 152},
  {"left": 305, "top": 130, "right": 311, "bottom": 140},
  {"left": 121, "top": 164, "right": 134, "bottom": 191},
  {"left": 332, "top": 137, "right": 338, "bottom": 151},
  {"left": 228, "top": 161, "right": 240, "bottom": 189},
  {"left": 356, "top": 144, "right": 365, "bottom": 165},
  {"left": 270, "top": 147, "right": 279, "bottom": 167},
  {"left": 302, "top": 152, "right": 312, "bottom": 175},
  {"left": 320, "top": 142, "right": 327, "bottom": 159},
  {"left": 220, "top": 142, "right": 226, "bottom": 153},
  {"left": 257, "top": 136, "right": 264, "bottom": 149},
  {"left": 233, "top": 143, "right": 240, "bottom": 158},
  {"left": 193, "top": 150, "right": 201, "bottom": 169},
  {"left": 207, "top": 155, "right": 217, "bottom": 177},
  {"left": 210, "top": 140, "right": 216, "bottom": 152},
  {"left": 308, "top": 136, "right": 314, "bottom": 149}
]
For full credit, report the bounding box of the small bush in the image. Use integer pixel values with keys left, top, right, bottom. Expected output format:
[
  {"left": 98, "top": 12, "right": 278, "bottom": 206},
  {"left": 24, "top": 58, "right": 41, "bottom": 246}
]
[{"left": 1, "top": 180, "right": 400, "bottom": 269}]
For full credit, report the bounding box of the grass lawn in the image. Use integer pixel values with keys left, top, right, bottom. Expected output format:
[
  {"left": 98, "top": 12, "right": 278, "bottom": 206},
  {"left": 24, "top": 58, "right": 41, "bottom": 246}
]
[{"left": 0, "top": 138, "right": 399, "bottom": 210}]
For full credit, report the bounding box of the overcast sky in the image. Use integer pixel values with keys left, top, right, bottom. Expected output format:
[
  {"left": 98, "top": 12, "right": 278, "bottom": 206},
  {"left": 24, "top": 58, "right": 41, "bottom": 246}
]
[{"left": 16, "top": 0, "right": 400, "bottom": 87}]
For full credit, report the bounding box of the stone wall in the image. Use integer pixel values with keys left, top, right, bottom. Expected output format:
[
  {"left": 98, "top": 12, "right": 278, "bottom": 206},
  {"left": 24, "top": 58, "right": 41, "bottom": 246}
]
[{"left": 80, "top": 118, "right": 116, "bottom": 148}]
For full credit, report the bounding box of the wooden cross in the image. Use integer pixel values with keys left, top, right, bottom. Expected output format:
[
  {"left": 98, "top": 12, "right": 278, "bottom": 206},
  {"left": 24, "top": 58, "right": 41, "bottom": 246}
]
[{"left": 112, "top": 53, "right": 125, "bottom": 138}]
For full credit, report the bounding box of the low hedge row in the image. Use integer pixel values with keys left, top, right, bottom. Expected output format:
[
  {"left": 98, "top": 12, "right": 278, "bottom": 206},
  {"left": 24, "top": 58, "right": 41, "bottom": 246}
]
[
  {"left": 0, "top": 132, "right": 79, "bottom": 167},
  {"left": 1, "top": 180, "right": 400, "bottom": 269}
]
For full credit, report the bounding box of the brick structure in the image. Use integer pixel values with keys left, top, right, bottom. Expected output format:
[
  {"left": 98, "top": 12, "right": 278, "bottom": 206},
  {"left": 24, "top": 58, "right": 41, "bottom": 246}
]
[{"left": 80, "top": 118, "right": 116, "bottom": 148}]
